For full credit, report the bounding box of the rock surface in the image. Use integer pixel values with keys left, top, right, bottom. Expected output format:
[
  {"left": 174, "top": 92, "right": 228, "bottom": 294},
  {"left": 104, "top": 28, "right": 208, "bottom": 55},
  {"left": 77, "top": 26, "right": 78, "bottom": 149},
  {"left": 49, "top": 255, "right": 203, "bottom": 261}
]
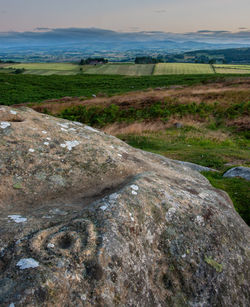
[
  {"left": 223, "top": 166, "right": 250, "bottom": 181},
  {"left": 174, "top": 160, "right": 217, "bottom": 173},
  {"left": 0, "top": 106, "right": 249, "bottom": 306}
]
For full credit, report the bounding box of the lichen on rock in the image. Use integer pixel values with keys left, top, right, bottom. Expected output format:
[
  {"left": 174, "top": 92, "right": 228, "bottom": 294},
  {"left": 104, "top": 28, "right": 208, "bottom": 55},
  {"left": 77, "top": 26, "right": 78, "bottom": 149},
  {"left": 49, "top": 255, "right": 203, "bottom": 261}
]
[{"left": 0, "top": 105, "right": 249, "bottom": 306}]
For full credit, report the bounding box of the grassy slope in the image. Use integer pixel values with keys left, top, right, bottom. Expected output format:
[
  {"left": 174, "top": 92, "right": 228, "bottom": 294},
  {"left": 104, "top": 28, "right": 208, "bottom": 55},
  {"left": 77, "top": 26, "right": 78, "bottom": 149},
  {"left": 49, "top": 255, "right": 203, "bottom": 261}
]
[
  {"left": 0, "top": 73, "right": 249, "bottom": 224},
  {"left": 121, "top": 129, "right": 249, "bottom": 225},
  {"left": 121, "top": 128, "right": 249, "bottom": 171},
  {"left": 203, "top": 172, "right": 250, "bottom": 225},
  {"left": 51, "top": 77, "right": 249, "bottom": 225},
  {"left": 0, "top": 73, "right": 233, "bottom": 105}
]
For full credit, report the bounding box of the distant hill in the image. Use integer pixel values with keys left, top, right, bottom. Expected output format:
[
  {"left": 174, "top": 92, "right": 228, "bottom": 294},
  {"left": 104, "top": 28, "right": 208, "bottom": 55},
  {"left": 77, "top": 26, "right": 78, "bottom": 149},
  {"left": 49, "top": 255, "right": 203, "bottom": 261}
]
[
  {"left": 1, "top": 28, "right": 250, "bottom": 62},
  {"left": 182, "top": 47, "right": 250, "bottom": 64}
]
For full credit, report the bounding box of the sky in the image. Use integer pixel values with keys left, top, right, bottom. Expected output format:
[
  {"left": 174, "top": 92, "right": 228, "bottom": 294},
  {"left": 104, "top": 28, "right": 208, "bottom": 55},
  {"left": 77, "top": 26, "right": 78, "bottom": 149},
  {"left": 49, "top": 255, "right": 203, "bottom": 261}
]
[{"left": 0, "top": 0, "right": 250, "bottom": 33}]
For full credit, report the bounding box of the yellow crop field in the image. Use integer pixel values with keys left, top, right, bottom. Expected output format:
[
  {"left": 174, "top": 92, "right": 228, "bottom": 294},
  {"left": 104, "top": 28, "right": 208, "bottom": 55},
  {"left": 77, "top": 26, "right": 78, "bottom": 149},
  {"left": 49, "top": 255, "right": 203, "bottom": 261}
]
[
  {"left": 2, "top": 62, "right": 250, "bottom": 76},
  {"left": 214, "top": 64, "right": 250, "bottom": 74},
  {"left": 154, "top": 63, "right": 214, "bottom": 75},
  {"left": 81, "top": 64, "right": 155, "bottom": 75}
]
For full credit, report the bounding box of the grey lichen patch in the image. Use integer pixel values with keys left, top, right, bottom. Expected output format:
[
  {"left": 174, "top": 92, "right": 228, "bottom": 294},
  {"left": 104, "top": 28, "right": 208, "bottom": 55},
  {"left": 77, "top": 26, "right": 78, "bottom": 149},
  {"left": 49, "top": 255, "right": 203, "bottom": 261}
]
[
  {"left": 165, "top": 207, "right": 177, "bottom": 222},
  {"left": 16, "top": 258, "right": 39, "bottom": 270},
  {"left": 57, "top": 123, "right": 69, "bottom": 129},
  {"left": 35, "top": 172, "right": 47, "bottom": 181},
  {"left": 0, "top": 122, "right": 11, "bottom": 129},
  {"left": 84, "top": 125, "right": 99, "bottom": 133},
  {"left": 204, "top": 256, "right": 223, "bottom": 273},
  {"left": 49, "top": 175, "right": 66, "bottom": 187},
  {"left": 60, "top": 140, "right": 80, "bottom": 151},
  {"left": 8, "top": 215, "right": 27, "bottom": 223},
  {"left": 131, "top": 184, "right": 139, "bottom": 195}
]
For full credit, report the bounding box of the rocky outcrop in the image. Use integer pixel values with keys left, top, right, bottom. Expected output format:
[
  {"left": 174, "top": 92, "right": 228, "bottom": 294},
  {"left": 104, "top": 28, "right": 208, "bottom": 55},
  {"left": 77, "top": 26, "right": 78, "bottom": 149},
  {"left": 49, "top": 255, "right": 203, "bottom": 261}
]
[
  {"left": 174, "top": 160, "right": 217, "bottom": 173},
  {"left": 0, "top": 106, "right": 249, "bottom": 306},
  {"left": 223, "top": 166, "right": 250, "bottom": 181}
]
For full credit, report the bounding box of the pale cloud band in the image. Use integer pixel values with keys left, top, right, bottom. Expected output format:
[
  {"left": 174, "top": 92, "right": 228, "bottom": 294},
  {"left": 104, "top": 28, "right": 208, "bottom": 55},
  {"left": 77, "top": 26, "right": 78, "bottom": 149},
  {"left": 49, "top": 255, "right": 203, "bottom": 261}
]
[{"left": 0, "top": 28, "right": 250, "bottom": 44}]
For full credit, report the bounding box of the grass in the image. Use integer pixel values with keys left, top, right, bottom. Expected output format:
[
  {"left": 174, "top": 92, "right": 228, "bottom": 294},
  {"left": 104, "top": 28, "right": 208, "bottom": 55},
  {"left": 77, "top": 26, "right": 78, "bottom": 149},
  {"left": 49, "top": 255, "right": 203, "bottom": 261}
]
[
  {"left": 119, "top": 127, "right": 249, "bottom": 171},
  {"left": 154, "top": 63, "right": 214, "bottom": 75},
  {"left": 119, "top": 126, "right": 249, "bottom": 225},
  {"left": 203, "top": 171, "right": 250, "bottom": 225},
  {"left": 0, "top": 73, "right": 232, "bottom": 105},
  {"left": 58, "top": 100, "right": 250, "bottom": 128},
  {"left": 55, "top": 85, "right": 249, "bottom": 175}
]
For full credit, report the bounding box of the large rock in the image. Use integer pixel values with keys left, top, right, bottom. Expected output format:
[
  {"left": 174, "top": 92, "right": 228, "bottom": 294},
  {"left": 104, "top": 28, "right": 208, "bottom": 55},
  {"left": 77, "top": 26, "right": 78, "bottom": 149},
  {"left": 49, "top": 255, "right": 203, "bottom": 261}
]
[
  {"left": 223, "top": 166, "right": 250, "bottom": 181},
  {"left": 0, "top": 106, "right": 249, "bottom": 306},
  {"left": 174, "top": 160, "right": 217, "bottom": 173}
]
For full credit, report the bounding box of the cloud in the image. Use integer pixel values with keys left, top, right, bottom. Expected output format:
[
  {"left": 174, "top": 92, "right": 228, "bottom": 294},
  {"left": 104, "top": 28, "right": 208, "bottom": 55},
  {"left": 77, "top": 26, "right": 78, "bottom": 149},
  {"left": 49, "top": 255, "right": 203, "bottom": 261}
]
[
  {"left": 35, "top": 27, "right": 51, "bottom": 31},
  {"left": 0, "top": 27, "right": 250, "bottom": 45},
  {"left": 129, "top": 27, "right": 140, "bottom": 31},
  {"left": 239, "top": 27, "right": 248, "bottom": 30},
  {"left": 183, "top": 29, "right": 250, "bottom": 42},
  {"left": 196, "top": 30, "right": 230, "bottom": 34}
]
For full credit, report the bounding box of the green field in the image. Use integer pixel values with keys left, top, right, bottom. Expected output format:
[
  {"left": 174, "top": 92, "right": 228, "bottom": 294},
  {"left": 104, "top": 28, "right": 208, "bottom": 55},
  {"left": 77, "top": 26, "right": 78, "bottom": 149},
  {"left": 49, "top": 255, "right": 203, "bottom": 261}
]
[
  {"left": 5, "top": 63, "right": 81, "bottom": 75},
  {"left": 214, "top": 64, "right": 250, "bottom": 74},
  {"left": 2, "top": 62, "right": 250, "bottom": 76},
  {"left": 0, "top": 74, "right": 228, "bottom": 105},
  {"left": 5, "top": 63, "right": 155, "bottom": 76},
  {"left": 154, "top": 63, "right": 214, "bottom": 75},
  {"left": 80, "top": 64, "right": 155, "bottom": 76},
  {"left": 6, "top": 62, "right": 215, "bottom": 75}
]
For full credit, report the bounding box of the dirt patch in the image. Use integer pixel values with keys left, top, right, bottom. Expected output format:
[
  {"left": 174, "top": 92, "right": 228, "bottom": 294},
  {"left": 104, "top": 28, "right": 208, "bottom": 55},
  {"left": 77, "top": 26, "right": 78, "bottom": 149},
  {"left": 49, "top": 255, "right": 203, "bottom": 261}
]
[{"left": 227, "top": 116, "right": 250, "bottom": 131}]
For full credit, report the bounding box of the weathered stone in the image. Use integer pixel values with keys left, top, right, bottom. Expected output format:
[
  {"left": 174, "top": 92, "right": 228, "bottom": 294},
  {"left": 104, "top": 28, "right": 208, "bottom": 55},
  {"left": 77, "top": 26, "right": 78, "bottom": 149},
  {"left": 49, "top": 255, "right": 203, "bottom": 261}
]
[
  {"left": 174, "top": 122, "right": 183, "bottom": 129},
  {"left": 0, "top": 105, "right": 249, "bottom": 306},
  {"left": 174, "top": 160, "right": 218, "bottom": 173},
  {"left": 223, "top": 166, "right": 250, "bottom": 181}
]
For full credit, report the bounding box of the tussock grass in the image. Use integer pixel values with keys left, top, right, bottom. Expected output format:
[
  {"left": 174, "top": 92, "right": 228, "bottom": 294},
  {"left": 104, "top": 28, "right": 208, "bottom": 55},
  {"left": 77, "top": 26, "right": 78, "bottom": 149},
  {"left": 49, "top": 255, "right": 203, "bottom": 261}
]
[{"left": 203, "top": 172, "right": 250, "bottom": 225}]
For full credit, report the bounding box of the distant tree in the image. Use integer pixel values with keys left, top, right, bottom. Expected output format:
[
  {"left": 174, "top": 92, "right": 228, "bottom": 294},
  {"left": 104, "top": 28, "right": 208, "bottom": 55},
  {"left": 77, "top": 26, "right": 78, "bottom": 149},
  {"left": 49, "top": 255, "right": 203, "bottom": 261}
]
[
  {"left": 195, "top": 55, "right": 209, "bottom": 64},
  {"left": 13, "top": 68, "right": 25, "bottom": 74},
  {"left": 209, "top": 59, "right": 216, "bottom": 64},
  {"left": 135, "top": 56, "right": 164, "bottom": 64},
  {"left": 0, "top": 59, "right": 17, "bottom": 64},
  {"left": 79, "top": 58, "right": 108, "bottom": 65}
]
